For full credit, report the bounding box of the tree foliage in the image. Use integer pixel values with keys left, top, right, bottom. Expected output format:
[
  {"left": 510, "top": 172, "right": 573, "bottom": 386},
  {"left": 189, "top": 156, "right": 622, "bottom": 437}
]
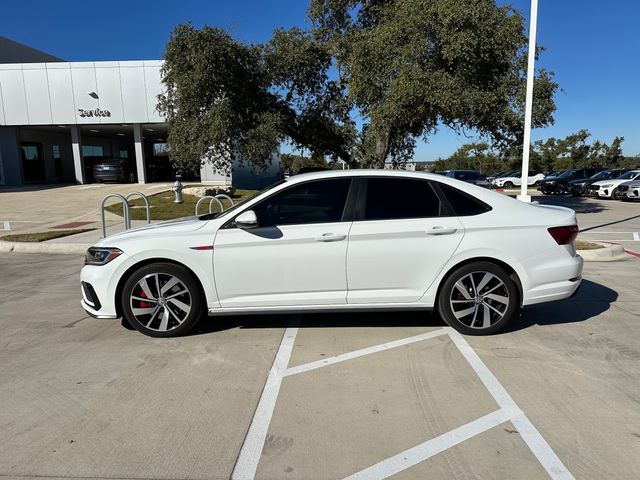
[
  {"left": 433, "top": 131, "right": 635, "bottom": 174},
  {"left": 159, "top": 0, "right": 558, "bottom": 172}
]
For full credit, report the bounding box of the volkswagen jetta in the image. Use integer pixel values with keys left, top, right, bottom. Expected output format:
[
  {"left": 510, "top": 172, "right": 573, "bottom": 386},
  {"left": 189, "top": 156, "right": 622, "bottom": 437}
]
[{"left": 81, "top": 170, "right": 583, "bottom": 337}]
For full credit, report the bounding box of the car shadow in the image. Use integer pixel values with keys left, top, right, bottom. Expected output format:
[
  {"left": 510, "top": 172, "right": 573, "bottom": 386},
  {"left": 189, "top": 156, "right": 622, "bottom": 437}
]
[
  {"left": 188, "top": 279, "right": 616, "bottom": 336},
  {"left": 501, "top": 279, "right": 617, "bottom": 333}
]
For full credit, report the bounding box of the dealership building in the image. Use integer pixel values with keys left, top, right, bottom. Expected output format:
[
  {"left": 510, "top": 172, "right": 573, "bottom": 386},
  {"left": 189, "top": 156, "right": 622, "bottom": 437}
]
[{"left": 0, "top": 36, "right": 280, "bottom": 187}]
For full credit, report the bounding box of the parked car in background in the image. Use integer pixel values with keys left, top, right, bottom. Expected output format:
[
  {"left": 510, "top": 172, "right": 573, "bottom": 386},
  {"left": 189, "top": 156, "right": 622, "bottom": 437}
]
[
  {"left": 492, "top": 172, "right": 545, "bottom": 189},
  {"left": 93, "top": 158, "right": 137, "bottom": 183},
  {"left": 538, "top": 168, "right": 604, "bottom": 194},
  {"left": 568, "top": 169, "right": 630, "bottom": 196},
  {"left": 80, "top": 170, "right": 582, "bottom": 338},
  {"left": 587, "top": 170, "right": 640, "bottom": 198},
  {"left": 615, "top": 178, "right": 640, "bottom": 200},
  {"left": 485, "top": 171, "right": 506, "bottom": 182},
  {"left": 444, "top": 170, "right": 491, "bottom": 188}
]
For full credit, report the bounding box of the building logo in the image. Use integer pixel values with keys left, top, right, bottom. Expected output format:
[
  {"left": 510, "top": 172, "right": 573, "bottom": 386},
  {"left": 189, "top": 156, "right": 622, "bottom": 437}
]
[{"left": 78, "top": 108, "right": 111, "bottom": 118}]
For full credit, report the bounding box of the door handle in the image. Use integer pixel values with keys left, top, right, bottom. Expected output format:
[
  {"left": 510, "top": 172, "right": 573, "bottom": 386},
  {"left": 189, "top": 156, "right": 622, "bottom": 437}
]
[
  {"left": 426, "top": 226, "right": 458, "bottom": 236},
  {"left": 315, "top": 233, "right": 346, "bottom": 242}
]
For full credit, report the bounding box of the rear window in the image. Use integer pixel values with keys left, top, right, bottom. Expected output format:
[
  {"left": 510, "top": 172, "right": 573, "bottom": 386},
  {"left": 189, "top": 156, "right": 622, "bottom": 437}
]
[
  {"left": 363, "top": 178, "right": 441, "bottom": 220},
  {"left": 438, "top": 183, "right": 492, "bottom": 216}
]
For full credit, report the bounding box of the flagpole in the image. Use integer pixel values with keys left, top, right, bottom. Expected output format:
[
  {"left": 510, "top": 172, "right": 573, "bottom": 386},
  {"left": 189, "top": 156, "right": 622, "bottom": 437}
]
[{"left": 517, "top": 0, "right": 538, "bottom": 203}]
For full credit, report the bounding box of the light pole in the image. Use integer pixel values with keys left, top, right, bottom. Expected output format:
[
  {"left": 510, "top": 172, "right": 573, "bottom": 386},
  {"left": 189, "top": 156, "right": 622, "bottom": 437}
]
[{"left": 517, "top": 0, "right": 539, "bottom": 203}]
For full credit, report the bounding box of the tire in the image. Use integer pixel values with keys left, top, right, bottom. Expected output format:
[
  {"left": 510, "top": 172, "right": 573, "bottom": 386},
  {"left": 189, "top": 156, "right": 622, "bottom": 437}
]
[
  {"left": 503, "top": 181, "right": 514, "bottom": 189},
  {"left": 555, "top": 184, "right": 568, "bottom": 195},
  {"left": 121, "top": 262, "right": 205, "bottom": 337},
  {"left": 437, "top": 261, "right": 518, "bottom": 336}
]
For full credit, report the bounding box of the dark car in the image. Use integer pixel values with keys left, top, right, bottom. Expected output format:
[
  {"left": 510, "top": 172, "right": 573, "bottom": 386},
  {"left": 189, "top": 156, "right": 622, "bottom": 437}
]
[
  {"left": 568, "top": 169, "right": 631, "bottom": 196},
  {"left": 93, "top": 158, "right": 137, "bottom": 183},
  {"left": 538, "top": 167, "right": 604, "bottom": 194},
  {"left": 444, "top": 170, "right": 490, "bottom": 188}
]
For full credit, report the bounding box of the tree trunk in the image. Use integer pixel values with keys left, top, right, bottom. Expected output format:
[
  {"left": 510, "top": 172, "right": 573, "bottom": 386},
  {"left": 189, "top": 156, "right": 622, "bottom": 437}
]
[{"left": 373, "top": 128, "right": 391, "bottom": 168}]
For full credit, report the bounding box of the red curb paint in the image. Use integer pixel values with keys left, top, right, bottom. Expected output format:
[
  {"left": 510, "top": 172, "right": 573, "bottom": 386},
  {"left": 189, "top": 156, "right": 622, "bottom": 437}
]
[{"left": 598, "top": 241, "right": 640, "bottom": 258}]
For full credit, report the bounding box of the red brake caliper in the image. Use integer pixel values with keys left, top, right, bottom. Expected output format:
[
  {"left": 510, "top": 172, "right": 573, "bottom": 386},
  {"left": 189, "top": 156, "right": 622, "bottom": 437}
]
[{"left": 139, "top": 290, "right": 152, "bottom": 308}]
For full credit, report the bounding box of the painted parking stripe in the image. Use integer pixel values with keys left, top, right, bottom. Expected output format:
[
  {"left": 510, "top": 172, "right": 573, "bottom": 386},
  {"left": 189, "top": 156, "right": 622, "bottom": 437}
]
[
  {"left": 344, "top": 408, "right": 514, "bottom": 480},
  {"left": 231, "top": 322, "right": 299, "bottom": 480},
  {"left": 284, "top": 328, "right": 449, "bottom": 377},
  {"left": 448, "top": 329, "right": 575, "bottom": 480},
  {"left": 634, "top": 232, "right": 640, "bottom": 241},
  {"left": 2, "top": 221, "right": 9, "bottom": 231}
]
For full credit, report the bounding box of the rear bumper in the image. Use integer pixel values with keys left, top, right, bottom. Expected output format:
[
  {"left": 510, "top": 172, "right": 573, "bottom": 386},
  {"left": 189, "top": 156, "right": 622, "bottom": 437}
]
[{"left": 520, "top": 247, "right": 584, "bottom": 306}]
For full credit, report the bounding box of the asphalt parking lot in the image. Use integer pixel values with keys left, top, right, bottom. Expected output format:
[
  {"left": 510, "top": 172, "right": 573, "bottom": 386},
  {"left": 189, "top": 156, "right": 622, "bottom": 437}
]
[{"left": 1, "top": 247, "right": 639, "bottom": 480}]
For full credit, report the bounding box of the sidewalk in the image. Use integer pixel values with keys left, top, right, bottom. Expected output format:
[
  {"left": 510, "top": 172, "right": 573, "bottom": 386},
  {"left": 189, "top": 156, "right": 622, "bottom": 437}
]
[{"left": 0, "top": 182, "right": 172, "bottom": 235}]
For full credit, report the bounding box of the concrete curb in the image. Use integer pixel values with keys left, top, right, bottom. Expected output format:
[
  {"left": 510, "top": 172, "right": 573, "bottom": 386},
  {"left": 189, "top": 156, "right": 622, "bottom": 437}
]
[
  {"left": 0, "top": 240, "right": 89, "bottom": 255},
  {"left": 577, "top": 244, "right": 628, "bottom": 262}
]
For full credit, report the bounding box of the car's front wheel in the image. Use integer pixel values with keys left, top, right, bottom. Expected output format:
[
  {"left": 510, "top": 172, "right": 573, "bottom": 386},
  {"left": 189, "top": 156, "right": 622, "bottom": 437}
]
[
  {"left": 437, "top": 262, "right": 518, "bottom": 335},
  {"left": 503, "top": 181, "right": 514, "bottom": 188},
  {"left": 121, "top": 263, "right": 204, "bottom": 337}
]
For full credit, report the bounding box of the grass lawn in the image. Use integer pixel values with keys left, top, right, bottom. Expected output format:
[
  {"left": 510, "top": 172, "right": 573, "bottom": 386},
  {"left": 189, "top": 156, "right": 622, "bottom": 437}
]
[
  {"left": 105, "top": 189, "right": 257, "bottom": 221},
  {"left": 1, "top": 229, "right": 95, "bottom": 243},
  {"left": 575, "top": 240, "right": 605, "bottom": 250}
]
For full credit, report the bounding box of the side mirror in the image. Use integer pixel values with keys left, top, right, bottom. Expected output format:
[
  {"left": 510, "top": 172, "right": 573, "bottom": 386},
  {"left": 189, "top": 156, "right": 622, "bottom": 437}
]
[{"left": 235, "top": 210, "right": 258, "bottom": 229}]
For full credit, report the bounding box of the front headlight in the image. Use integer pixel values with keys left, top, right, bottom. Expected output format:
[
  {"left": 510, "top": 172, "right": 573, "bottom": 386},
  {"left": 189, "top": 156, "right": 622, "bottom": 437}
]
[
  {"left": 85, "top": 247, "right": 123, "bottom": 266},
  {"left": 601, "top": 184, "right": 613, "bottom": 188},
  {"left": 546, "top": 180, "right": 556, "bottom": 185}
]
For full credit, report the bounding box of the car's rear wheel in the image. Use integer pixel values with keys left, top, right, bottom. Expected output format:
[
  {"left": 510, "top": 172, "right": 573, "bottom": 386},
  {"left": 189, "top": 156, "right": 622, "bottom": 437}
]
[
  {"left": 437, "top": 262, "right": 518, "bottom": 335},
  {"left": 556, "top": 184, "right": 568, "bottom": 195},
  {"left": 121, "top": 263, "right": 204, "bottom": 337}
]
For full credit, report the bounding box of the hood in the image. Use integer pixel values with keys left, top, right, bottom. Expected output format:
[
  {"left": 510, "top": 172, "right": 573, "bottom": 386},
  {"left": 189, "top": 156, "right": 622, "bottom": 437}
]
[
  {"left": 591, "top": 178, "right": 628, "bottom": 187},
  {"left": 96, "top": 216, "right": 208, "bottom": 246}
]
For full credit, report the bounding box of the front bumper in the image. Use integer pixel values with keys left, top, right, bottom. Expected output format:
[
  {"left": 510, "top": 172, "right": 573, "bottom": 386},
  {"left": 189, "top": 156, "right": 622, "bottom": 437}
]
[{"left": 81, "top": 299, "right": 118, "bottom": 319}]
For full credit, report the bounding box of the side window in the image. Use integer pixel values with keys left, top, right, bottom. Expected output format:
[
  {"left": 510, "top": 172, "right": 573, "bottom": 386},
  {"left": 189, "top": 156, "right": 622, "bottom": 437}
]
[
  {"left": 454, "top": 172, "right": 466, "bottom": 180},
  {"left": 252, "top": 179, "right": 351, "bottom": 227},
  {"left": 438, "top": 183, "right": 492, "bottom": 216},
  {"left": 363, "top": 178, "right": 440, "bottom": 220}
]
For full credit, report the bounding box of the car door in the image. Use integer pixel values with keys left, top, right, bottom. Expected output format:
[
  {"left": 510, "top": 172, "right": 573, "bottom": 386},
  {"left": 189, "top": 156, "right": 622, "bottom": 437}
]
[
  {"left": 346, "top": 177, "right": 465, "bottom": 304},
  {"left": 213, "top": 178, "right": 354, "bottom": 308}
]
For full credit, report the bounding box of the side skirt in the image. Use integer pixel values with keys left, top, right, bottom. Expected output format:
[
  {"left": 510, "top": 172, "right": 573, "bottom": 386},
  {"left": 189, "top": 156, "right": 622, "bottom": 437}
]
[{"left": 207, "top": 303, "right": 434, "bottom": 317}]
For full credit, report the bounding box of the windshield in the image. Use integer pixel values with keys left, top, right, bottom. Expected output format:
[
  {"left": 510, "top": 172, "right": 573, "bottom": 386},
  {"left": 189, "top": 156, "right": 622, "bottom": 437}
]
[
  {"left": 199, "top": 179, "right": 287, "bottom": 220},
  {"left": 591, "top": 170, "right": 613, "bottom": 181},
  {"left": 557, "top": 170, "right": 576, "bottom": 178},
  {"left": 618, "top": 171, "right": 640, "bottom": 180}
]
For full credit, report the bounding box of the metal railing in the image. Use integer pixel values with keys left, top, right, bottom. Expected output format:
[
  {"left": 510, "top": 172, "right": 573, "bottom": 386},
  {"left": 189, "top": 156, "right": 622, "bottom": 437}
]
[
  {"left": 100, "top": 192, "right": 151, "bottom": 238},
  {"left": 195, "top": 195, "right": 225, "bottom": 216}
]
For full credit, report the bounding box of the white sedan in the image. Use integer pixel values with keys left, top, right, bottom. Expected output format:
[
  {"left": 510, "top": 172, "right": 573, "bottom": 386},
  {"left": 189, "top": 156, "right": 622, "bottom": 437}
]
[
  {"left": 81, "top": 170, "right": 583, "bottom": 337},
  {"left": 492, "top": 173, "right": 545, "bottom": 189},
  {"left": 588, "top": 169, "right": 640, "bottom": 198}
]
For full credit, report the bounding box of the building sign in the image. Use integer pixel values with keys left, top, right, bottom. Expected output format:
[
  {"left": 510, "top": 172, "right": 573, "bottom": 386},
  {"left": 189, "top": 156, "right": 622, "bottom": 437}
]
[{"left": 78, "top": 108, "right": 111, "bottom": 118}]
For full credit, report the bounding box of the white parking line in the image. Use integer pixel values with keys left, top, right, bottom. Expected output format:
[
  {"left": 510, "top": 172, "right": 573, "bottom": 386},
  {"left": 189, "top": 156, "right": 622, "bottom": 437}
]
[
  {"left": 634, "top": 232, "right": 640, "bottom": 241},
  {"left": 2, "top": 221, "right": 9, "bottom": 231},
  {"left": 448, "top": 329, "right": 574, "bottom": 480},
  {"left": 284, "top": 329, "right": 449, "bottom": 377},
  {"left": 232, "top": 325, "right": 575, "bottom": 480},
  {"left": 344, "top": 409, "right": 514, "bottom": 480},
  {"left": 232, "top": 322, "right": 299, "bottom": 480}
]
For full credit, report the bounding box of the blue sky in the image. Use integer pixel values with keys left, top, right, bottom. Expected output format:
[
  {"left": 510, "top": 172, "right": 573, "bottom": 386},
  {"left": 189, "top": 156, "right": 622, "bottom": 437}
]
[{"left": 4, "top": 0, "right": 639, "bottom": 159}]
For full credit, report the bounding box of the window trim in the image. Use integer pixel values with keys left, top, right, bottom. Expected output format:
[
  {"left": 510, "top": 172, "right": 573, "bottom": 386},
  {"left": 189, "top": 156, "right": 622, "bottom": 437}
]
[{"left": 222, "top": 177, "right": 357, "bottom": 229}]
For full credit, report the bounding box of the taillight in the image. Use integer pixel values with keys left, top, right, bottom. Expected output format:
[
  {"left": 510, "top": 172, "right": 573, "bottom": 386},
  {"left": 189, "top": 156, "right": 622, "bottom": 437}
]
[{"left": 548, "top": 225, "right": 579, "bottom": 245}]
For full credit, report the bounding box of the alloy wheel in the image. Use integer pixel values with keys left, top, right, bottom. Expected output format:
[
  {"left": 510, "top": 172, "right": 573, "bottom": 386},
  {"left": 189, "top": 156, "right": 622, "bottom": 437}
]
[
  {"left": 129, "top": 273, "right": 192, "bottom": 332},
  {"left": 449, "top": 271, "right": 510, "bottom": 329}
]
